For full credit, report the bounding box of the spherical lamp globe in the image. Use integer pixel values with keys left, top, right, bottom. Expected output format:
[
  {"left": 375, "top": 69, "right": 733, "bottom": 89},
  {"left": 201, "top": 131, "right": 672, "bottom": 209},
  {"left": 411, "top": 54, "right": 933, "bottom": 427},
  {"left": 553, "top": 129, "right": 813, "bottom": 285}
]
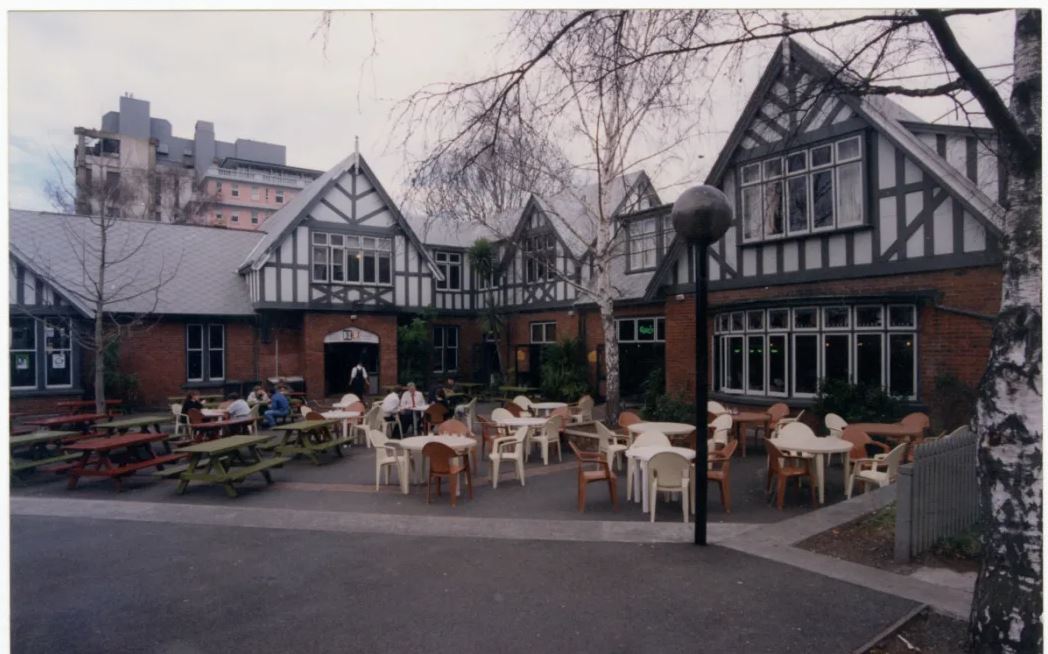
[{"left": 671, "top": 185, "right": 733, "bottom": 243}]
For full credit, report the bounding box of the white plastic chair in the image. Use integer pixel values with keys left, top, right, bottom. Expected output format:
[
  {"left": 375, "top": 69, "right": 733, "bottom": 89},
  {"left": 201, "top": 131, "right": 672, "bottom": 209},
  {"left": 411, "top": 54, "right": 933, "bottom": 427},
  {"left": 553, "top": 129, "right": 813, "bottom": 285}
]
[
  {"left": 708, "top": 413, "right": 733, "bottom": 445},
  {"left": 648, "top": 451, "right": 691, "bottom": 523},
  {"left": 170, "top": 403, "right": 189, "bottom": 438},
  {"left": 773, "top": 409, "right": 805, "bottom": 437},
  {"left": 573, "top": 395, "right": 595, "bottom": 423},
  {"left": 489, "top": 426, "right": 528, "bottom": 488},
  {"left": 511, "top": 395, "right": 532, "bottom": 411},
  {"left": 366, "top": 428, "right": 410, "bottom": 493},
  {"left": 626, "top": 431, "right": 671, "bottom": 502},
  {"left": 595, "top": 421, "right": 627, "bottom": 472},
  {"left": 825, "top": 413, "right": 848, "bottom": 438},
  {"left": 490, "top": 407, "right": 514, "bottom": 437},
  {"left": 774, "top": 421, "right": 817, "bottom": 463},
  {"left": 353, "top": 404, "right": 382, "bottom": 446},
  {"left": 454, "top": 397, "right": 478, "bottom": 434},
  {"left": 847, "top": 442, "right": 907, "bottom": 498},
  {"left": 707, "top": 400, "right": 728, "bottom": 415},
  {"left": 340, "top": 393, "right": 361, "bottom": 407},
  {"left": 529, "top": 415, "right": 562, "bottom": 465}
]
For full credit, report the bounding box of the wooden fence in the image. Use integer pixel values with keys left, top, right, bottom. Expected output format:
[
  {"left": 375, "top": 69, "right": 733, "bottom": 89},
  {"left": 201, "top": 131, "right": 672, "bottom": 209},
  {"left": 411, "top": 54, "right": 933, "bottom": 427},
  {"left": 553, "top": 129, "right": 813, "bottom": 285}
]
[{"left": 894, "top": 426, "right": 981, "bottom": 562}]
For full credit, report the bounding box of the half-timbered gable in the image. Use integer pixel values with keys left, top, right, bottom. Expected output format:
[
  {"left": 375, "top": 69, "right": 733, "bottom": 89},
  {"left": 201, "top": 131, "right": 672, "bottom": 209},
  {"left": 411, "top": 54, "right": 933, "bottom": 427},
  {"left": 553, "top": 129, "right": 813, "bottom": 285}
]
[{"left": 239, "top": 153, "right": 441, "bottom": 311}]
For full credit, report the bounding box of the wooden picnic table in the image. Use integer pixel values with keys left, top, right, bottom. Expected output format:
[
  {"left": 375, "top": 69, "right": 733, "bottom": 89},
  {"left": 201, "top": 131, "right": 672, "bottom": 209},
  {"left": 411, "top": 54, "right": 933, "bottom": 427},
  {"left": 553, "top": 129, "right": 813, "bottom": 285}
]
[
  {"left": 189, "top": 417, "right": 256, "bottom": 442},
  {"left": 269, "top": 419, "right": 350, "bottom": 465},
  {"left": 96, "top": 414, "right": 171, "bottom": 435},
  {"left": 164, "top": 435, "right": 291, "bottom": 498},
  {"left": 64, "top": 432, "right": 184, "bottom": 491},
  {"left": 24, "top": 413, "right": 109, "bottom": 433},
  {"left": 55, "top": 399, "right": 124, "bottom": 414},
  {"left": 167, "top": 394, "right": 224, "bottom": 403},
  {"left": 9, "top": 430, "right": 84, "bottom": 478}
]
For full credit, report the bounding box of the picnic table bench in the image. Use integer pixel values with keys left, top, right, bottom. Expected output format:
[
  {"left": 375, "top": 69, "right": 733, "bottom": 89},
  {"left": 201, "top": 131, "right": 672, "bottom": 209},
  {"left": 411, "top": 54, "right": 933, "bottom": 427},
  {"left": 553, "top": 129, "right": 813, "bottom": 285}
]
[
  {"left": 269, "top": 419, "right": 350, "bottom": 465},
  {"left": 96, "top": 414, "right": 171, "bottom": 434},
  {"left": 24, "top": 413, "right": 109, "bottom": 433},
  {"left": 64, "top": 432, "right": 184, "bottom": 491},
  {"left": 9, "top": 430, "right": 84, "bottom": 478},
  {"left": 161, "top": 435, "right": 290, "bottom": 498}
]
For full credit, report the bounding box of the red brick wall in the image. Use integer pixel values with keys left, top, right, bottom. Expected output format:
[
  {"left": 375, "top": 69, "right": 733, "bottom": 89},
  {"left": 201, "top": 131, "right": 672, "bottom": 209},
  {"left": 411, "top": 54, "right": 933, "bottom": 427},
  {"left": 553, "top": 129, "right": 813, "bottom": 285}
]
[
  {"left": 10, "top": 394, "right": 83, "bottom": 416},
  {"left": 301, "top": 313, "right": 398, "bottom": 396},
  {"left": 664, "top": 266, "right": 1002, "bottom": 404},
  {"left": 257, "top": 325, "right": 304, "bottom": 383},
  {"left": 432, "top": 316, "right": 486, "bottom": 383}
]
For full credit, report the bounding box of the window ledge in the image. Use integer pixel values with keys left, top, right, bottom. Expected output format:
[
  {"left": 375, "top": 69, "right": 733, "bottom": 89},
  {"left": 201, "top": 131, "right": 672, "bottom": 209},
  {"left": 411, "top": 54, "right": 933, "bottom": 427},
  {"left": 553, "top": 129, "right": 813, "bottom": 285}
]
[{"left": 740, "top": 224, "right": 872, "bottom": 247}]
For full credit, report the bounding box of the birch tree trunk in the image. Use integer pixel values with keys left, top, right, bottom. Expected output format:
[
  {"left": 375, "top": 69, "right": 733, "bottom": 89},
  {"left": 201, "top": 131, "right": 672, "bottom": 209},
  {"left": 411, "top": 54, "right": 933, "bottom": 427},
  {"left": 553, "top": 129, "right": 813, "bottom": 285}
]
[
  {"left": 969, "top": 10, "right": 1042, "bottom": 652},
  {"left": 93, "top": 218, "right": 108, "bottom": 415},
  {"left": 594, "top": 206, "right": 620, "bottom": 422}
]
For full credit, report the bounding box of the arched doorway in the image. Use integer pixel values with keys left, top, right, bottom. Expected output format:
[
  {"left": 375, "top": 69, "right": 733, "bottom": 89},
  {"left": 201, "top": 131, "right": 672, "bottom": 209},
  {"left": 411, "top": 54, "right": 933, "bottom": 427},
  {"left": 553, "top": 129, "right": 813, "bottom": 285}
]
[{"left": 323, "top": 327, "right": 380, "bottom": 396}]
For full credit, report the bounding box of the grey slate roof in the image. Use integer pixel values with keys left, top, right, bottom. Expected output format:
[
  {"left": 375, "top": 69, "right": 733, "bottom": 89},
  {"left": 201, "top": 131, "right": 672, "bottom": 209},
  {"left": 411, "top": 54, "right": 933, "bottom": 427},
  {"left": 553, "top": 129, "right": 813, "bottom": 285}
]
[
  {"left": 534, "top": 172, "right": 645, "bottom": 259},
  {"left": 10, "top": 209, "right": 261, "bottom": 316},
  {"left": 404, "top": 213, "right": 505, "bottom": 249}
]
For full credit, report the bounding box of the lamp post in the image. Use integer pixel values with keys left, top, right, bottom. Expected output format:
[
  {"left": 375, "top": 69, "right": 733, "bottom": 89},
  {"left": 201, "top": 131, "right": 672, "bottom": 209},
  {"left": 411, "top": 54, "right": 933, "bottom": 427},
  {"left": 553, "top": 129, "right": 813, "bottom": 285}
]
[{"left": 671, "top": 186, "right": 733, "bottom": 546}]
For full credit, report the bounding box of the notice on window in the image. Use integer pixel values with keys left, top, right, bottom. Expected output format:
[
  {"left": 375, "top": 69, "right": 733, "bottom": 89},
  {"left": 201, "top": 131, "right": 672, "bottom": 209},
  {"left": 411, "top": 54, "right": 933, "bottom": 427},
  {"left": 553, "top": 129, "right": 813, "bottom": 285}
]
[
  {"left": 52, "top": 353, "right": 66, "bottom": 369},
  {"left": 15, "top": 354, "right": 29, "bottom": 370}
]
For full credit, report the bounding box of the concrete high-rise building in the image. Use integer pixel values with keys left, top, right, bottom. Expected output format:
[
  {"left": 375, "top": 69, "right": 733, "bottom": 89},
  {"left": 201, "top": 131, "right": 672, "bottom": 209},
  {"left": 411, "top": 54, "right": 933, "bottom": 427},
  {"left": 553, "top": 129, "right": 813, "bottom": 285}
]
[{"left": 73, "top": 94, "right": 321, "bottom": 228}]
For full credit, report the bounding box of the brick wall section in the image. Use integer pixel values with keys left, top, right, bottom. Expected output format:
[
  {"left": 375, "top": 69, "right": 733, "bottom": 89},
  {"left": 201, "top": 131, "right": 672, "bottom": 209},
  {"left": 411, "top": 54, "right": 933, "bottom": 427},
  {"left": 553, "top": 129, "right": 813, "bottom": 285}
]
[
  {"left": 431, "top": 316, "right": 486, "bottom": 384},
  {"left": 257, "top": 325, "right": 304, "bottom": 383},
  {"left": 301, "top": 313, "right": 397, "bottom": 396},
  {"left": 10, "top": 394, "right": 83, "bottom": 415},
  {"left": 664, "top": 265, "right": 1002, "bottom": 405}
]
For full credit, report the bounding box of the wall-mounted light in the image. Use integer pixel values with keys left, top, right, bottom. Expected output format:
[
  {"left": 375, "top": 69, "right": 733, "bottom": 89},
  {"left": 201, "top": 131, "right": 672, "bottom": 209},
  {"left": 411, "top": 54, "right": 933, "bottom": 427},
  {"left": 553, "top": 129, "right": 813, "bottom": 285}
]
[
  {"left": 676, "top": 294, "right": 685, "bottom": 301},
  {"left": 350, "top": 314, "right": 358, "bottom": 321},
  {"left": 568, "top": 309, "right": 575, "bottom": 316}
]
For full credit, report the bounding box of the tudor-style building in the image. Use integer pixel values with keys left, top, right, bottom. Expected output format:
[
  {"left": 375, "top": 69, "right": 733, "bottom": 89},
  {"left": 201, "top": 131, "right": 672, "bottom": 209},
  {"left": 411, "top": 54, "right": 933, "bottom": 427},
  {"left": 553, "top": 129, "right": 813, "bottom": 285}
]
[{"left": 8, "top": 38, "right": 1003, "bottom": 413}]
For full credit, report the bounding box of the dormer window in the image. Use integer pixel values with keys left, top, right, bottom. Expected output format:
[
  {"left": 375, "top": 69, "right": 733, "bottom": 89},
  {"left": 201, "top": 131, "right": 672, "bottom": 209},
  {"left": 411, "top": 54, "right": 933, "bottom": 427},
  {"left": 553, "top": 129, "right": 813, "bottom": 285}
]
[
  {"left": 740, "top": 134, "right": 864, "bottom": 243},
  {"left": 625, "top": 210, "right": 674, "bottom": 273},
  {"left": 435, "top": 251, "right": 462, "bottom": 291}
]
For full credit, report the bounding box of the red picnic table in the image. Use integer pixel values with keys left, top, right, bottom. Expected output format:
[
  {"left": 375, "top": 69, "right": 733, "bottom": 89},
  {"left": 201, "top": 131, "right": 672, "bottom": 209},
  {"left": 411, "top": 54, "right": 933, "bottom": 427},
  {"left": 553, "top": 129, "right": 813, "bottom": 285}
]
[
  {"left": 189, "top": 417, "right": 256, "bottom": 442},
  {"left": 64, "top": 432, "right": 184, "bottom": 491},
  {"left": 55, "top": 399, "right": 123, "bottom": 414},
  {"left": 24, "top": 413, "right": 109, "bottom": 433}
]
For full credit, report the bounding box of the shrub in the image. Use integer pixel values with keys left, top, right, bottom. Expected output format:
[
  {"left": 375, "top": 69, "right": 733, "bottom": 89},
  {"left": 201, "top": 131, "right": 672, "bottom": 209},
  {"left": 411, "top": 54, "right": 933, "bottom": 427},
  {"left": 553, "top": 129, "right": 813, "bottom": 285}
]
[
  {"left": 929, "top": 373, "right": 976, "bottom": 433},
  {"left": 638, "top": 366, "right": 696, "bottom": 422},
  {"left": 812, "top": 379, "right": 905, "bottom": 423},
  {"left": 932, "top": 523, "right": 984, "bottom": 561},
  {"left": 397, "top": 316, "right": 431, "bottom": 386},
  {"left": 539, "top": 338, "right": 589, "bottom": 401}
]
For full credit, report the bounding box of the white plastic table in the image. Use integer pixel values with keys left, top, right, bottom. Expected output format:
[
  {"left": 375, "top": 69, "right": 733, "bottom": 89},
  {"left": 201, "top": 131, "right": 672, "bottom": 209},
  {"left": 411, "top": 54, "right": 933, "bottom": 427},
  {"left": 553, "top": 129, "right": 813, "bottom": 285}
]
[
  {"left": 625, "top": 445, "right": 696, "bottom": 513},
  {"left": 201, "top": 408, "right": 228, "bottom": 419},
  {"left": 529, "top": 401, "right": 567, "bottom": 416},
  {"left": 627, "top": 422, "right": 696, "bottom": 439},
  {"left": 321, "top": 410, "right": 361, "bottom": 441},
  {"left": 494, "top": 416, "right": 547, "bottom": 428},
  {"left": 398, "top": 434, "right": 478, "bottom": 488},
  {"left": 768, "top": 436, "right": 853, "bottom": 504}
]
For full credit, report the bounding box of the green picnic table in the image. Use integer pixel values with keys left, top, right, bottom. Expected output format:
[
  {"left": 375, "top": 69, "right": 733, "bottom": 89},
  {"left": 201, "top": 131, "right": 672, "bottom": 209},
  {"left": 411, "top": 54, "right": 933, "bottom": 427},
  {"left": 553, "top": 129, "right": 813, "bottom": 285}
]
[
  {"left": 96, "top": 414, "right": 171, "bottom": 434},
  {"left": 167, "top": 394, "right": 224, "bottom": 403},
  {"left": 269, "top": 419, "right": 350, "bottom": 465},
  {"left": 9, "top": 430, "right": 84, "bottom": 478},
  {"left": 165, "top": 435, "right": 290, "bottom": 498}
]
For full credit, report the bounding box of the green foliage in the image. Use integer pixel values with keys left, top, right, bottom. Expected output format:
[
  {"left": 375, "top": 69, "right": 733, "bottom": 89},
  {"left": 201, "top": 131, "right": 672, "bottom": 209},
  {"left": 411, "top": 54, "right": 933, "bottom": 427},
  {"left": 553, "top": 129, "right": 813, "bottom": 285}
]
[
  {"left": 92, "top": 338, "right": 140, "bottom": 406},
  {"left": 932, "top": 524, "right": 984, "bottom": 561},
  {"left": 467, "top": 238, "right": 496, "bottom": 278},
  {"left": 929, "top": 373, "right": 976, "bottom": 433},
  {"left": 639, "top": 367, "right": 695, "bottom": 422},
  {"left": 539, "top": 338, "right": 589, "bottom": 401},
  {"left": 812, "top": 379, "right": 905, "bottom": 423},
  {"left": 397, "top": 316, "right": 431, "bottom": 386}
]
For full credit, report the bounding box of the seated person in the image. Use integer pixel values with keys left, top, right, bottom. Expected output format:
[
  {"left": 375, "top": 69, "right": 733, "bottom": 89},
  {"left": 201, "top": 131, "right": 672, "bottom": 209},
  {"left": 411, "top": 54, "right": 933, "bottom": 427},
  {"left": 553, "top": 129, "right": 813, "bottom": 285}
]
[
  {"left": 180, "top": 390, "right": 204, "bottom": 414},
  {"left": 380, "top": 390, "right": 402, "bottom": 437},
  {"left": 225, "top": 393, "right": 252, "bottom": 419},
  {"left": 399, "top": 383, "right": 427, "bottom": 434},
  {"left": 247, "top": 385, "right": 270, "bottom": 406},
  {"left": 263, "top": 385, "right": 291, "bottom": 428}
]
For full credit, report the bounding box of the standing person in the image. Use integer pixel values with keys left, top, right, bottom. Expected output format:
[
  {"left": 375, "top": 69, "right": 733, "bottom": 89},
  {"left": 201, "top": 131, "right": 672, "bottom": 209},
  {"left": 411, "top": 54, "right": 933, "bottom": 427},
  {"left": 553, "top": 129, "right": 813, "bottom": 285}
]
[
  {"left": 348, "top": 360, "right": 369, "bottom": 401},
  {"left": 264, "top": 385, "right": 290, "bottom": 428}
]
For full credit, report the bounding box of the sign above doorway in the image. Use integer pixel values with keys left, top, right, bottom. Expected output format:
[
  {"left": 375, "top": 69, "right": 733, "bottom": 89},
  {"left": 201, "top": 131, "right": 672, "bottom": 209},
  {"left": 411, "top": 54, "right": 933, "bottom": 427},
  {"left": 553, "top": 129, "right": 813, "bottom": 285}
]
[{"left": 323, "top": 327, "right": 380, "bottom": 345}]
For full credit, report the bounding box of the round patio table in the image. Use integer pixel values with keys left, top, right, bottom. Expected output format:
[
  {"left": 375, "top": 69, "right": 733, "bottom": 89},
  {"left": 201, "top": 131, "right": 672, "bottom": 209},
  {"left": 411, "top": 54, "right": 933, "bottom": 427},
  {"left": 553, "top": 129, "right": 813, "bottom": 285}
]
[
  {"left": 848, "top": 422, "right": 925, "bottom": 441},
  {"left": 625, "top": 445, "right": 696, "bottom": 513},
  {"left": 201, "top": 408, "right": 228, "bottom": 420},
  {"left": 768, "top": 435, "right": 854, "bottom": 504},
  {"left": 627, "top": 422, "right": 696, "bottom": 446},
  {"left": 321, "top": 410, "right": 361, "bottom": 442},
  {"left": 494, "top": 416, "right": 547, "bottom": 428},
  {"left": 528, "top": 401, "right": 567, "bottom": 416},
  {"left": 399, "top": 434, "right": 478, "bottom": 489}
]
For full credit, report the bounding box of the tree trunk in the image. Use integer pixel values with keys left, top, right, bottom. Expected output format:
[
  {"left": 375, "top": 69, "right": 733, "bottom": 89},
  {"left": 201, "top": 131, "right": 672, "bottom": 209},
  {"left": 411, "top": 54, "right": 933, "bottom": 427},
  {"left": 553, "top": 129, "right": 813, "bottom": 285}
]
[
  {"left": 595, "top": 258, "right": 620, "bottom": 422},
  {"left": 969, "top": 10, "right": 1042, "bottom": 653},
  {"left": 93, "top": 309, "right": 107, "bottom": 414}
]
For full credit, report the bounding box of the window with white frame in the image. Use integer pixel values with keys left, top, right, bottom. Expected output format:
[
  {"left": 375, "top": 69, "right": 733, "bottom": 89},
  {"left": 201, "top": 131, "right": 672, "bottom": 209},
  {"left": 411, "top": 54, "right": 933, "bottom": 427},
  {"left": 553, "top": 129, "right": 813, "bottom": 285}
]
[
  {"left": 276, "top": 190, "right": 285, "bottom": 203},
  {"left": 311, "top": 232, "right": 393, "bottom": 286},
  {"left": 251, "top": 186, "right": 260, "bottom": 201},
  {"left": 186, "top": 323, "right": 225, "bottom": 382},
  {"left": 44, "top": 319, "right": 73, "bottom": 388},
  {"left": 739, "top": 134, "right": 864, "bottom": 243},
  {"left": 530, "top": 321, "right": 556, "bottom": 344},
  {"left": 433, "top": 326, "right": 459, "bottom": 373},
  {"left": 435, "top": 251, "right": 463, "bottom": 291},
  {"left": 627, "top": 218, "right": 658, "bottom": 271},
  {"left": 251, "top": 211, "right": 259, "bottom": 225},
  {"left": 617, "top": 317, "right": 666, "bottom": 343},
  {"left": 10, "top": 316, "right": 37, "bottom": 389},
  {"left": 523, "top": 234, "right": 556, "bottom": 283},
  {"left": 231, "top": 183, "right": 240, "bottom": 198},
  {"left": 714, "top": 303, "right": 917, "bottom": 400}
]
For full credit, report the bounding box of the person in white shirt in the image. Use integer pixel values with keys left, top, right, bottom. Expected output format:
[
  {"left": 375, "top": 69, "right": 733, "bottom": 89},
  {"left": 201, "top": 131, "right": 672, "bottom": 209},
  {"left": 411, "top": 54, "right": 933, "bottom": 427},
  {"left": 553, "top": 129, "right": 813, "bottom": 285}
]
[
  {"left": 399, "top": 383, "right": 427, "bottom": 434},
  {"left": 348, "top": 361, "right": 369, "bottom": 400},
  {"left": 247, "top": 386, "right": 270, "bottom": 406},
  {"left": 225, "top": 393, "right": 252, "bottom": 420},
  {"left": 380, "top": 391, "right": 402, "bottom": 437}
]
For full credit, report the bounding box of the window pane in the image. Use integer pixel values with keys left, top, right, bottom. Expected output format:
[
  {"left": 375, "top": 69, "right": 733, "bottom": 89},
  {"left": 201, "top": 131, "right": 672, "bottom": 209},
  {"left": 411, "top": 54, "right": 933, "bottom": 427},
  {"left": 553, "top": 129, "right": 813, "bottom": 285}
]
[
  {"left": 741, "top": 164, "right": 760, "bottom": 184},
  {"left": 379, "top": 255, "right": 391, "bottom": 284},
  {"left": 855, "top": 306, "right": 883, "bottom": 328},
  {"left": 787, "top": 176, "right": 808, "bottom": 233},
  {"left": 348, "top": 252, "right": 361, "bottom": 281},
  {"left": 450, "top": 264, "right": 461, "bottom": 290},
  {"left": 618, "top": 320, "right": 635, "bottom": 342},
  {"left": 889, "top": 305, "right": 916, "bottom": 328},
  {"left": 768, "top": 309, "right": 789, "bottom": 331},
  {"left": 545, "top": 324, "right": 557, "bottom": 342},
  {"left": 187, "top": 325, "right": 202, "bottom": 349},
  {"left": 856, "top": 334, "right": 883, "bottom": 388},
  {"left": 742, "top": 186, "right": 763, "bottom": 240},
  {"left": 763, "top": 158, "right": 782, "bottom": 178},
  {"left": 730, "top": 312, "right": 745, "bottom": 332},
  {"left": 727, "top": 336, "right": 744, "bottom": 389},
  {"left": 824, "top": 334, "right": 850, "bottom": 383},
  {"left": 656, "top": 318, "right": 665, "bottom": 342},
  {"left": 889, "top": 334, "right": 915, "bottom": 397},
  {"left": 812, "top": 170, "right": 834, "bottom": 228},
  {"left": 716, "top": 314, "right": 730, "bottom": 333},
  {"left": 836, "top": 161, "right": 864, "bottom": 227},
  {"left": 208, "top": 324, "right": 224, "bottom": 349},
  {"left": 187, "top": 351, "right": 203, "bottom": 381},
  {"left": 637, "top": 319, "right": 655, "bottom": 341},
  {"left": 363, "top": 254, "right": 376, "bottom": 282},
  {"left": 531, "top": 324, "right": 542, "bottom": 343},
  {"left": 332, "top": 249, "right": 345, "bottom": 282},
  {"left": 811, "top": 145, "right": 832, "bottom": 167},
  {"left": 837, "top": 137, "right": 861, "bottom": 162},
  {"left": 794, "top": 335, "right": 819, "bottom": 394},
  {"left": 768, "top": 335, "right": 787, "bottom": 394},
  {"left": 209, "top": 349, "right": 224, "bottom": 380},
  {"left": 11, "top": 317, "right": 35, "bottom": 350},
  {"left": 763, "top": 180, "right": 784, "bottom": 237},
  {"left": 786, "top": 151, "right": 807, "bottom": 173},
  {"left": 747, "top": 311, "right": 764, "bottom": 331},
  {"left": 11, "top": 352, "right": 36, "bottom": 387},
  {"left": 823, "top": 306, "right": 850, "bottom": 329},
  {"left": 793, "top": 307, "right": 817, "bottom": 329},
  {"left": 747, "top": 335, "right": 764, "bottom": 391},
  {"left": 312, "top": 247, "right": 328, "bottom": 281}
]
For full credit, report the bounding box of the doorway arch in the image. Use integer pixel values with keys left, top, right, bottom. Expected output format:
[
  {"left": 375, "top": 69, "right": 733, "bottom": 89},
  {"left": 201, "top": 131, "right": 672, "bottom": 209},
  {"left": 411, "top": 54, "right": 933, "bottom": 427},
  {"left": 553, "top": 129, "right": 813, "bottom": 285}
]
[{"left": 323, "top": 327, "right": 380, "bottom": 396}]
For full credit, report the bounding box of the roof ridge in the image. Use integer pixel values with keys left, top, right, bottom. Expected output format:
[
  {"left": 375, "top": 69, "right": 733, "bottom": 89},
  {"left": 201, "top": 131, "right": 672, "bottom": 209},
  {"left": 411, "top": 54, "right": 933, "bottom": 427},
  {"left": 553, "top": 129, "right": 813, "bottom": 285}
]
[{"left": 8, "top": 208, "right": 270, "bottom": 237}]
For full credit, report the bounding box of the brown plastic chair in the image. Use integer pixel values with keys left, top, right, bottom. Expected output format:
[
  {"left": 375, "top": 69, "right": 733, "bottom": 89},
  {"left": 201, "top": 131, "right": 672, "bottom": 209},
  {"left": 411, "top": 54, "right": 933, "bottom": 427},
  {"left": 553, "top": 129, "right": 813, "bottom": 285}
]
[
  {"left": 305, "top": 411, "right": 326, "bottom": 421},
  {"left": 347, "top": 401, "right": 367, "bottom": 414},
  {"left": 422, "top": 441, "right": 472, "bottom": 507},
  {"left": 706, "top": 440, "right": 738, "bottom": 513},
  {"left": 476, "top": 415, "right": 500, "bottom": 458},
  {"left": 840, "top": 425, "right": 890, "bottom": 470},
  {"left": 568, "top": 442, "right": 617, "bottom": 512},
  {"left": 437, "top": 419, "right": 469, "bottom": 435},
  {"left": 423, "top": 404, "right": 449, "bottom": 432},
  {"left": 617, "top": 410, "right": 641, "bottom": 437},
  {"left": 765, "top": 438, "right": 816, "bottom": 510},
  {"left": 503, "top": 402, "right": 524, "bottom": 418},
  {"left": 900, "top": 412, "right": 930, "bottom": 432},
  {"left": 186, "top": 408, "right": 204, "bottom": 425},
  {"left": 551, "top": 406, "right": 572, "bottom": 437}
]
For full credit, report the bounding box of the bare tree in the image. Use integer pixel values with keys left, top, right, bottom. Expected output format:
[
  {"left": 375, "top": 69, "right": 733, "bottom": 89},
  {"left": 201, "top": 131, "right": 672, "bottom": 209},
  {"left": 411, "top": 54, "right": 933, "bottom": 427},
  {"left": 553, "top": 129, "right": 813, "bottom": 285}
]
[
  {"left": 392, "top": 9, "right": 1039, "bottom": 649},
  {"left": 42, "top": 156, "right": 183, "bottom": 413}
]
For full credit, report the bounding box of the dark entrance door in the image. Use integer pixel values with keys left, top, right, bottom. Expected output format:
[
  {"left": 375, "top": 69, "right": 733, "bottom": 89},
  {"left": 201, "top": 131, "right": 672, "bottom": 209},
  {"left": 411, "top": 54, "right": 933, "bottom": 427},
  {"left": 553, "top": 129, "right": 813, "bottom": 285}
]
[{"left": 324, "top": 343, "right": 379, "bottom": 396}]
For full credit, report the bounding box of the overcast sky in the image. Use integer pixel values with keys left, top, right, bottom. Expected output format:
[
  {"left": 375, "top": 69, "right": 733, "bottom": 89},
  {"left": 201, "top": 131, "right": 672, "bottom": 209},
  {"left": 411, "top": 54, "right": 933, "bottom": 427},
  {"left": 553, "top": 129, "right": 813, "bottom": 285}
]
[{"left": 7, "top": 9, "right": 1016, "bottom": 213}]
